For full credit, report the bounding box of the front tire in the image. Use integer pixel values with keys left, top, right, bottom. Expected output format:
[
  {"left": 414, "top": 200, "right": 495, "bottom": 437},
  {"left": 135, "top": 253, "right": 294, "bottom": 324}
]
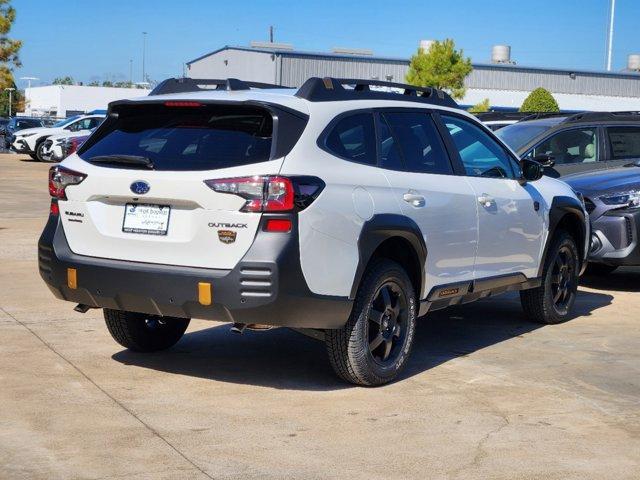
[
  {"left": 520, "top": 231, "right": 579, "bottom": 324},
  {"left": 104, "top": 309, "right": 190, "bottom": 352},
  {"left": 325, "top": 259, "right": 417, "bottom": 386},
  {"left": 36, "top": 141, "right": 51, "bottom": 162}
]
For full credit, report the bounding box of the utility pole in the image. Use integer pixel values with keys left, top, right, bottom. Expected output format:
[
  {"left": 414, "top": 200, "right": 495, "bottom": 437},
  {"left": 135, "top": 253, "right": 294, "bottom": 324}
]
[
  {"left": 142, "top": 31, "right": 148, "bottom": 82},
  {"left": 129, "top": 59, "right": 133, "bottom": 85},
  {"left": 606, "top": 0, "right": 616, "bottom": 71},
  {"left": 20, "top": 76, "right": 38, "bottom": 89},
  {"left": 269, "top": 25, "right": 274, "bottom": 43},
  {"left": 5, "top": 87, "right": 15, "bottom": 116}
]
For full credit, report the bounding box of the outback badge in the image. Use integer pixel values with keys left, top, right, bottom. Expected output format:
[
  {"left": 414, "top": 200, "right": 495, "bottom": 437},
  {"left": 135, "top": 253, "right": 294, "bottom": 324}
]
[{"left": 218, "top": 230, "right": 237, "bottom": 244}]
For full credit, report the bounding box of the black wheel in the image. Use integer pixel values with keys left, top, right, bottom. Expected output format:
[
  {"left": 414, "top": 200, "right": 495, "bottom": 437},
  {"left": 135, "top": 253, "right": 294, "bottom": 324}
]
[
  {"left": 520, "top": 231, "right": 579, "bottom": 324},
  {"left": 104, "top": 309, "right": 190, "bottom": 352},
  {"left": 585, "top": 263, "right": 618, "bottom": 276},
  {"left": 325, "top": 259, "right": 417, "bottom": 386}
]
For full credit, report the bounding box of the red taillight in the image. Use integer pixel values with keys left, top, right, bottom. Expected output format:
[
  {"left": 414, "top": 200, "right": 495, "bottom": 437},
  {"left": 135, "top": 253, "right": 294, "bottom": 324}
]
[
  {"left": 164, "top": 101, "right": 203, "bottom": 107},
  {"left": 49, "top": 166, "right": 87, "bottom": 200},
  {"left": 50, "top": 200, "right": 59, "bottom": 216},
  {"left": 204, "top": 176, "right": 295, "bottom": 212},
  {"left": 265, "top": 218, "right": 292, "bottom": 232}
]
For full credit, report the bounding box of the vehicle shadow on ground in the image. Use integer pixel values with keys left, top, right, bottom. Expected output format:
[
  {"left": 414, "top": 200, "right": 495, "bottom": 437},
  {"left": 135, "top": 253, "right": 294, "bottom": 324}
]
[
  {"left": 580, "top": 267, "right": 640, "bottom": 292},
  {"left": 112, "top": 290, "right": 613, "bottom": 390}
]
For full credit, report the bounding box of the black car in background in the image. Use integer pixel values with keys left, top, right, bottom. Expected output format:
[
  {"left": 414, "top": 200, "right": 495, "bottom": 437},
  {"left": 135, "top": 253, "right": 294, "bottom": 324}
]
[
  {"left": 496, "top": 111, "right": 640, "bottom": 177},
  {"left": 3, "top": 117, "right": 46, "bottom": 148},
  {"left": 563, "top": 164, "right": 640, "bottom": 274}
]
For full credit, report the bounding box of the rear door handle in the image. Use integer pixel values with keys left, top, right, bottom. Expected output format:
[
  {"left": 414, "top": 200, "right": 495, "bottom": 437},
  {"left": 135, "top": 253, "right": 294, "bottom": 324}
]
[
  {"left": 403, "top": 192, "right": 426, "bottom": 208},
  {"left": 477, "top": 194, "right": 495, "bottom": 208}
]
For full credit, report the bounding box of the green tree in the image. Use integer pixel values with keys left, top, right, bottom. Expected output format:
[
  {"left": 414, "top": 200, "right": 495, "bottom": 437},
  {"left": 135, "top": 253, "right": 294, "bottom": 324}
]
[
  {"left": 102, "top": 80, "right": 113, "bottom": 87},
  {"left": 52, "top": 76, "right": 74, "bottom": 85},
  {"left": 520, "top": 87, "right": 559, "bottom": 112},
  {"left": 0, "top": 0, "right": 22, "bottom": 116},
  {"left": 405, "top": 39, "right": 472, "bottom": 100},
  {"left": 468, "top": 98, "right": 490, "bottom": 113},
  {"left": 87, "top": 80, "right": 100, "bottom": 86}
]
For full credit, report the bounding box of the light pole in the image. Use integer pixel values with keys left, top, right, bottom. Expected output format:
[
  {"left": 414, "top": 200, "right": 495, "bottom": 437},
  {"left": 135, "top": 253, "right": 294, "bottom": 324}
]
[
  {"left": 129, "top": 59, "right": 133, "bottom": 85},
  {"left": 142, "top": 31, "right": 148, "bottom": 83},
  {"left": 20, "top": 76, "right": 38, "bottom": 89},
  {"left": 606, "top": 0, "right": 616, "bottom": 71},
  {"left": 4, "top": 87, "right": 15, "bottom": 117}
]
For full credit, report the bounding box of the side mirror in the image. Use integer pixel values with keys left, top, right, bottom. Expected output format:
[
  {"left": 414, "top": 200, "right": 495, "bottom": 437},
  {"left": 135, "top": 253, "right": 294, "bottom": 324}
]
[
  {"left": 532, "top": 153, "right": 555, "bottom": 167},
  {"left": 520, "top": 158, "right": 544, "bottom": 182}
]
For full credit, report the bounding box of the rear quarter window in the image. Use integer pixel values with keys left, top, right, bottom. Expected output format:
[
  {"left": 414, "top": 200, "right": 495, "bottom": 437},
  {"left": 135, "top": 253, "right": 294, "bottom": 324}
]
[
  {"left": 323, "top": 113, "right": 377, "bottom": 166},
  {"left": 79, "top": 104, "right": 275, "bottom": 171}
]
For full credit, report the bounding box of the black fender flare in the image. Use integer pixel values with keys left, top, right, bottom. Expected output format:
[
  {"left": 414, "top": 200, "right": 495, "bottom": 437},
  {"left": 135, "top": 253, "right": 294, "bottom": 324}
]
[
  {"left": 539, "top": 195, "right": 587, "bottom": 276},
  {"left": 349, "top": 214, "right": 427, "bottom": 299}
]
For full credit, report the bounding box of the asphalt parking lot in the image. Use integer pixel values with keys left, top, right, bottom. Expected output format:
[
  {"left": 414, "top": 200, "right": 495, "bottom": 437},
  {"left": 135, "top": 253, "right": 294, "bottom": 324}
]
[{"left": 1, "top": 153, "right": 639, "bottom": 480}]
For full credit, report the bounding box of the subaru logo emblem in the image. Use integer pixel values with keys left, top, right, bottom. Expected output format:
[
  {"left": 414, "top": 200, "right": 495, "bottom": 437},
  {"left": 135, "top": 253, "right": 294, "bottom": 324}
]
[{"left": 130, "top": 181, "right": 150, "bottom": 195}]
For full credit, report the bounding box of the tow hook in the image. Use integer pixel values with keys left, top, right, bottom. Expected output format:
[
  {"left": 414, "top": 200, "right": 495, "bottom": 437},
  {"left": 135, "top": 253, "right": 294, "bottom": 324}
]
[{"left": 73, "top": 304, "right": 92, "bottom": 313}]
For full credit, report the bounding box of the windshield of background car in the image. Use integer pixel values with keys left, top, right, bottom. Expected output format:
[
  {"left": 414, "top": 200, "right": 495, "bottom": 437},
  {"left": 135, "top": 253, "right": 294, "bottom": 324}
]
[
  {"left": 52, "top": 116, "right": 80, "bottom": 128},
  {"left": 496, "top": 122, "right": 555, "bottom": 151},
  {"left": 79, "top": 103, "right": 274, "bottom": 171}
]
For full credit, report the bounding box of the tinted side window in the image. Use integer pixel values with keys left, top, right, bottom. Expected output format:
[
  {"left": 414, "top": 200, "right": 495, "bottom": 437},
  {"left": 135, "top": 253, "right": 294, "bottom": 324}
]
[
  {"left": 607, "top": 126, "right": 640, "bottom": 160},
  {"left": 377, "top": 115, "right": 404, "bottom": 170},
  {"left": 382, "top": 112, "right": 452, "bottom": 174},
  {"left": 441, "top": 115, "right": 515, "bottom": 178},
  {"left": 534, "top": 128, "right": 597, "bottom": 164},
  {"left": 325, "top": 113, "right": 376, "bottom": 166}
]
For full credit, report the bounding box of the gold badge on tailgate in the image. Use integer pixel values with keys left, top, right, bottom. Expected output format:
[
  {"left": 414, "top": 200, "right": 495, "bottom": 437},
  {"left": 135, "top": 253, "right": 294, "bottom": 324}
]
[{"left": 218, "top": 230, "right": 237, "bottom": 244}]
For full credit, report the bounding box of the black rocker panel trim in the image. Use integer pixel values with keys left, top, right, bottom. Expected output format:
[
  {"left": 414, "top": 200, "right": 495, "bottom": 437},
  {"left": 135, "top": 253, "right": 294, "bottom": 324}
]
[
  {"left": 420, "top": 273, "right": 542, "bottom": 316},
  {"left": 350, "top": 214, "right": 427, "bottom": 300}
]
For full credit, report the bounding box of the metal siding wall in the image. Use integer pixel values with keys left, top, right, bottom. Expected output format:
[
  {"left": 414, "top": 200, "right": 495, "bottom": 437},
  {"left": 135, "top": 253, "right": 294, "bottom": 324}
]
[
  {"left": 280, "top": 55, "right": 409, "bottom": 87},
  {"left": 188, "top": 49, "right": 640, "bottom": 97},
  {"left": 464, "top": 66, "right": 640, "bottom": 97}
]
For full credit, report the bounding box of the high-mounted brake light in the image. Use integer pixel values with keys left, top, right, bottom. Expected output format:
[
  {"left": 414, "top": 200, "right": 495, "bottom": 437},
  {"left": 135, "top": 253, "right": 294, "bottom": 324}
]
[
  {"left": 204, "top": 176, "right": 295, "bottom": 212},
  {"left": 164, "top": 101, "right": 203, "bottom": 108},
  {"left": 49, "top": 166, "right": 87, "bottom": 200}
]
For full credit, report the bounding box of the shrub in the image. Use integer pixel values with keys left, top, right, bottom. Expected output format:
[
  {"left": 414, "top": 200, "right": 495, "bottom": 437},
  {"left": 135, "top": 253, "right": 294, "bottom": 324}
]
[{"left": 520, "top": 88, "right": 559, "bottom": 112}]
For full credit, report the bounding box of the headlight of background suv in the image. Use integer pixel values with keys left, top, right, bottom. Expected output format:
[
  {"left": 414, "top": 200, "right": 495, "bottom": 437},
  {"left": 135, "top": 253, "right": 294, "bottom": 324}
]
[{"left": 599, "top": 190, "right": 640, "bottom": 209}]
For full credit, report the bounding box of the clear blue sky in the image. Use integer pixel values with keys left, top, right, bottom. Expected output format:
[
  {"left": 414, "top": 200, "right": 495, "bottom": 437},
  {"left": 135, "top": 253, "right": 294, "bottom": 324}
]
[{"left": 11, "top": 0, "right": 640, "bottom": 87}]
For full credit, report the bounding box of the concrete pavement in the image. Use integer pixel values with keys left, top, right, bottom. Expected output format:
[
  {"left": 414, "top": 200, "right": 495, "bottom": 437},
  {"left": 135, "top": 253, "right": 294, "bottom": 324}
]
[{"left": 0, "top": 154, "right": 638, "bottom": 479}]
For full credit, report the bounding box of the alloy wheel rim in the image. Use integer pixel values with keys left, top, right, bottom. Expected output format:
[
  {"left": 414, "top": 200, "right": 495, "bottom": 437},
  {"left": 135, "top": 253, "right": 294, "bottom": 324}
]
[
  {"left": 367, "top": 281, "right": 408, "bottom": 366},
  {"left": 550, "top": 245, "right": 576, "bottom": 313}
]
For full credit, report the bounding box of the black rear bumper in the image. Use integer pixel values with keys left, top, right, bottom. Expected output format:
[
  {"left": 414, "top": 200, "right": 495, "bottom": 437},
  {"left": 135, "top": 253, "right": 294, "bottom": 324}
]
[{"left": 38, "top": 212, "right": 352, "bottom": 329}]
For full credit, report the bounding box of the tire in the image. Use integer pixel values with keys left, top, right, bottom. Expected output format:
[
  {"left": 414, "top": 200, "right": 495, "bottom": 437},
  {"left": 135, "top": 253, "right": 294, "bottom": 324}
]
[
  {"left": 585, "top": 263, "right": 618, "bottom": 276},
  {"left": 104, "top": 309, "right": 190, "bottom": 352},
  {"left": 325, "top": 259, "right": 417, "bottom": 386},
  {"left": 35, "top": 141, "right": 51, "bottom": 162},
  {"left": 520, "top": 230, "right": 579, "bottom": 324}
]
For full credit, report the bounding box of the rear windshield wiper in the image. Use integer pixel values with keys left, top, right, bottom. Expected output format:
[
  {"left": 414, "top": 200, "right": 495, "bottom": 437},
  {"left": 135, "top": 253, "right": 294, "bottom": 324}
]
[{"left": 89, "top": 155, "right": 155, "bottom": 169}]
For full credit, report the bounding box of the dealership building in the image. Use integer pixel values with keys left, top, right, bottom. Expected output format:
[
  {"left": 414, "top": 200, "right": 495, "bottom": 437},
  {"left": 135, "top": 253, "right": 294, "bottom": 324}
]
[
  {"left": 186, "top": 44, "right": 640, "bottom": 111},
  {"left": 22, "top": 84, "right": 150, "bottom": 118}
]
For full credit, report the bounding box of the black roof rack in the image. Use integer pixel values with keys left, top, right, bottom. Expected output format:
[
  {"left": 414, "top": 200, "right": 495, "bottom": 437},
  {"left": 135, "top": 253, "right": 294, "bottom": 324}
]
[
  {"left": 562, "top": 111, "right": 640, "bottom": 123},
  {"left": 149, "top": 77, "right": 288, "bottom": 96},
  {"left": 294, "top": 77, "right": 458, "bottom": 108},
  {"left": 518, "top": 112, "right": 574, "bottom": 122}
]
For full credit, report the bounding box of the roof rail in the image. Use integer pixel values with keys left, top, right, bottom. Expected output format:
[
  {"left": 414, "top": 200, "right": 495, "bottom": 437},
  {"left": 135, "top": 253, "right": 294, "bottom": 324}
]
[
  {"left": 294, "top": 77, "right": 458, "bottom": 108},
  {"left": 562, "top": 111, "right": 640, "bottom": 123},
  {"left": 149, "top": 77, "right": 288, "bottom": 96},
  {"left": 518, "top": 112, "right": 574, "bottom": 122}
]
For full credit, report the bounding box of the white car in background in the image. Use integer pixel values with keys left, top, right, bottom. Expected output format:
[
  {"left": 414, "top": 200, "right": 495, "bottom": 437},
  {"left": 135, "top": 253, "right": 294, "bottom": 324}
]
[
  {"left": 40, "top": 129, "right": 97, "bottom": 163},
  {"left": 12, "top": 114, "right": 104, "bottom": 161}
]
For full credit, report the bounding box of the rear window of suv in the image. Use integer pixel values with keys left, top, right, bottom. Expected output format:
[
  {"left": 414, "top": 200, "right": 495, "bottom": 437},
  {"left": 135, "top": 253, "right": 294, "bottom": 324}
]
[{"left": 79, "top": 104, "right": 274, "bottom": 171}]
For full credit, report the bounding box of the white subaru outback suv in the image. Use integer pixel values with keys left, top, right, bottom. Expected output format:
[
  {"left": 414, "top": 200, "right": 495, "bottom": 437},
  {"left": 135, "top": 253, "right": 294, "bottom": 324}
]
[{"left": 39, "top": 77, "right": 589, "bottom": 386}]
